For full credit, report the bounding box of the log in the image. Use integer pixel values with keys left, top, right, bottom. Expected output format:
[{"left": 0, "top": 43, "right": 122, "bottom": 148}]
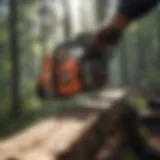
[{"left": 0, "top": 89, "right": 129, "bottom": 160}]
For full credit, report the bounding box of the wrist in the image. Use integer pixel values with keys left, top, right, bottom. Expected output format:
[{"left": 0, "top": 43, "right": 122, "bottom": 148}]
[{"left": 92, "top": 13, "right": 129, "bottom": 51}]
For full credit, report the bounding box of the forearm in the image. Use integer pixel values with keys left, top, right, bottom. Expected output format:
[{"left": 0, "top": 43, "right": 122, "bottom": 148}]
[
  {"left": 92, "top": 13, "right": 128, "bottom": 50},
  {"left": 92, "top": 0, "right": 159, "bottom": 50}
]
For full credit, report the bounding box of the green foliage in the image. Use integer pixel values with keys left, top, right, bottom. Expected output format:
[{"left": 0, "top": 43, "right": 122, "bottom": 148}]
[
  {"left": 114, "top": 8, "right": 160, "bottom": 87},
  {"left": 146, "top": 70, "right": 160, "bottom": 87},
  {"left": 130, "top": 96, "right": 148, "bottom": 111}
]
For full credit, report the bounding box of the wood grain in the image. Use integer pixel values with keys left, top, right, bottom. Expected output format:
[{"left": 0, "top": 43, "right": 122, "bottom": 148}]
[{"left": 0, "top": 89, "right": 129, "bottom": 160}]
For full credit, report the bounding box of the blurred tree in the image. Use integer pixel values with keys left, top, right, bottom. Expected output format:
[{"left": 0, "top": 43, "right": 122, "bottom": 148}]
[
  {"left": 18, "top": 0, "right": 40, "bottom": 110},
  {"left": 95, "top": 0, "right": 107, "bottom": 22},
  {"left": 155, "top": 8, "right": 160, "bottom": 66},
  {"left": 38, "top": 0, "right": 56, "bottom": 53},
  {"left": 119, "top": 37, "right": 130, "bottom": 86},
  {"left": 9, "top": 0, "right": 21, "bottom": 118},
  {"left": 0, "top": 3, "right": 11, "bottom": 120},
  {"left": 63, "top": 0, "right": 71, "bottom": 40},
  {"left": 136, "top": 26, "right": 146, "bottom": 84}
]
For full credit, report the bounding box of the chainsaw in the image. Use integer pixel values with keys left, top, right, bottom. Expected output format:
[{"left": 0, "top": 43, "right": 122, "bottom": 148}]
[{"left": 36, "top": 32, "right": 109, "bottom": 100}]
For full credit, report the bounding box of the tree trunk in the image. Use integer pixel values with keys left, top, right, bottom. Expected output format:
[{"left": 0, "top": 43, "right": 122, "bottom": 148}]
[
  {"left": 136, "top": 28, "right": 146, "bottom": 83},
  {"left": 96, "top": 0, "right": 107, "bottom": 23},
  {"left": 156, "top": 9, "right": 160, "bottom": 67},
  {"left": 119, "top": 38, "right": 130, "bottom": 86},
  {"left": 9, "top": 0, "right": 21, "bottom": 118},
  {"left": 63, "top": 0, "right": 71, "bottom": 40}
]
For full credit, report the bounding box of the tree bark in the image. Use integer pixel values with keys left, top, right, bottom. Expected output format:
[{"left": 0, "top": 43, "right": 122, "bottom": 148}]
[
  {"left": 63, "top": 0, "right": 71, "bottom": 40},
  {"left": 136, "top": 27, "right": 146, "bottom": 83},
  {"left": 119, "top": 38, "right": 130, "bottom": 86},
  {"left": 9, "top": 0, "right": 21, "bottom": 118},
  {"left": 96, "top": 0, "right": 107, "bottom": 23},
  {"left": 156, "top": 9, "right": 160, "bottom": 66}
]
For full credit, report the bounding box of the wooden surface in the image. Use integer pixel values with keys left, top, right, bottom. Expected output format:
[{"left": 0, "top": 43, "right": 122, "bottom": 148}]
[{"left": 0, "top": 89, "right": 129, "bottom": 160}]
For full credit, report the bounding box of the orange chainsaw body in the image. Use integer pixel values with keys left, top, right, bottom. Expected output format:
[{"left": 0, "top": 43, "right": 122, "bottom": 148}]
[
  {"left": 36, "top": 33, "right": 108, "bottom": 100},
  {"left": 36, "top": 53, "right": 83, "bottom": 99}
]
